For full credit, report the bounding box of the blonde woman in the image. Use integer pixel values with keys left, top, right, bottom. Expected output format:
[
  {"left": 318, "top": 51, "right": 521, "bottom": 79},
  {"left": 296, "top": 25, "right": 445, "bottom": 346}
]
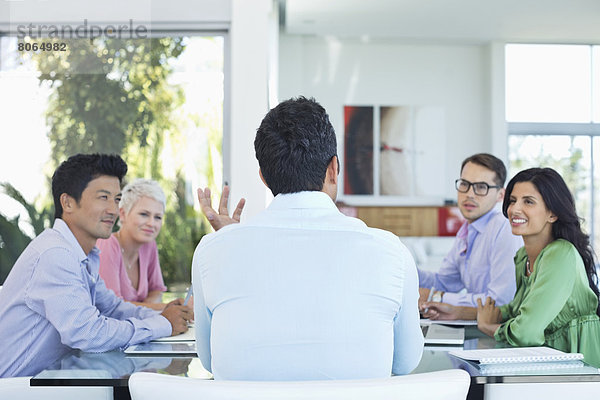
[{"left": 98, "top": 179, "right": 168, "bottom": 310}]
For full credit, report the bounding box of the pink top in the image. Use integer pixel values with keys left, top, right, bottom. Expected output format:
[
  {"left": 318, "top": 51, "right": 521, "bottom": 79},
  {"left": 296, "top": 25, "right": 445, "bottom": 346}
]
[{"left": 97, "top": 234, "right": 167, "bottom": 302}]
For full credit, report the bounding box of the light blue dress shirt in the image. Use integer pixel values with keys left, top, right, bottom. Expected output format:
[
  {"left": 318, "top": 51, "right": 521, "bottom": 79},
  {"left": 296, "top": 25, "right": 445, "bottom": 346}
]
[
  {"left": 418, "top": 208, "right": 523, "bottom": 306},
  {"left": 0, "top": 219, "right": 171, "bottom": 377},
  {"left": 192, "top": 191, "right": 424, "bottom": 380}
]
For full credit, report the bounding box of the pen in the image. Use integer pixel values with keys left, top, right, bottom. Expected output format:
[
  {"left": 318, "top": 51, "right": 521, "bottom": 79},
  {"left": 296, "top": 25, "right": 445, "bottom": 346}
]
[
  {"left": 423, "top": 286, "right": 435, "bottom": 314},
  {"left": 183, "top": 286, "right": 193, "bottom": 306}
]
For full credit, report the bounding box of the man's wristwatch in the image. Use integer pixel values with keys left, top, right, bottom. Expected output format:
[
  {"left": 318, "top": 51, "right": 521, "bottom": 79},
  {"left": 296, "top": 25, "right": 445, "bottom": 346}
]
[{"left": 431, "top": 291, "right": 443, "bottom": 303}]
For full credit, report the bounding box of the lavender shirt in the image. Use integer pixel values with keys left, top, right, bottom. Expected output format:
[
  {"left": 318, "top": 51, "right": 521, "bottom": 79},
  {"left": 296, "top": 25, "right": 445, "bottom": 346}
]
[
  {"left": 0, "top": 219, "right": 171, "bottom": 377},
  {"left": 97, "top": 235, "right": 167, "bottom": 302},
  {"left": 418, "top": 208, "right": 523, "bottom": 307}
]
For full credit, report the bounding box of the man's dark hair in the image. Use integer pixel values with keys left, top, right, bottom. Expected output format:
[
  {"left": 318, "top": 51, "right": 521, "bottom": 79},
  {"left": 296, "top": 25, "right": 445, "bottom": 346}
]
[
  {"left": 52, "top": 153, "right": 128, "bottom": 219},
  {"left": 460, "top": 153, "right": 507, "bottom": 187},
  {"left": 254, "top": 96, "right": 337, "bottom": 196}
]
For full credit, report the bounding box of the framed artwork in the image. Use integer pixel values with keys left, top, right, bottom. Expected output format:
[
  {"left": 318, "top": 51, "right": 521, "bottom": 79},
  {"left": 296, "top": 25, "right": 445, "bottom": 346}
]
[
  {"left": 344, "top": 106, "right": 374, "bottom": 195},
  {"left": 341, "top": 105, "right": 446, "bottom": 205}
]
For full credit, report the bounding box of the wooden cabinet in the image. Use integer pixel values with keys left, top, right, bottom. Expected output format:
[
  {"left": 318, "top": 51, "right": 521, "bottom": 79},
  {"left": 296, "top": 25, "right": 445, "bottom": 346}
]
[{"left": 356, "top": 207, "right": 439, "bottom": 236}]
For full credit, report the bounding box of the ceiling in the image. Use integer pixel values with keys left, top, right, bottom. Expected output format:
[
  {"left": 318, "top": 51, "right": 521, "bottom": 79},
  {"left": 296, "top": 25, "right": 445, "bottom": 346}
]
[{"left": 283, "top": 0, "right": 600, "bottom": 44}]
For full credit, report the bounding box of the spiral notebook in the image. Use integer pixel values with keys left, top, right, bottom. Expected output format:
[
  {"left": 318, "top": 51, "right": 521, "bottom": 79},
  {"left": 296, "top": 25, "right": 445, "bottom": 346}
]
[
  {"left": 449, "top": 346, "right": 584, "bottom": 365},
  {"left": 477, "top": 360, "right": 591, "bottom": 375}
]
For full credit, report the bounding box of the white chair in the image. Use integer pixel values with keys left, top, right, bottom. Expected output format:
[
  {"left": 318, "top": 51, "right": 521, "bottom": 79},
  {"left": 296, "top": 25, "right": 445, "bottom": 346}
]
[
  {"left": 0, "top": 376, "right": 112, "bottom": 400},
  {"left": 129, "top": 369, "right": 470, "bottom": 400}
]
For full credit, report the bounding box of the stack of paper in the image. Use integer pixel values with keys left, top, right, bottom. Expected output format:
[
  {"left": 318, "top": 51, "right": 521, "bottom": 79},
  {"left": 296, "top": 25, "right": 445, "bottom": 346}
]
[
  {"left": 152, "top": 327, "right": 195, "bottom": 342},
  {"left": 124, "top": 326, "right": 196, "bottom": 355},
  {"left": 449, "top": 346, "right": 584, "bottom": 364}
]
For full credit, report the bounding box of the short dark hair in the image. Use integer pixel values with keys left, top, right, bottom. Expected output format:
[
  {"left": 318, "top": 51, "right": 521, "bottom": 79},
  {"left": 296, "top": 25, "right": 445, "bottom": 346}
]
[
  {"left": 254, "top": 96, "right": 337, "bottom": 196},
  {"left": 52, "top": 154, "right": 128, "bottom": 219},
  {"left": 502, "top": 167, "right": 600, "bottom": 317},
  {"left": 461, "top": 153, "right": 507, "bottom": 186}
]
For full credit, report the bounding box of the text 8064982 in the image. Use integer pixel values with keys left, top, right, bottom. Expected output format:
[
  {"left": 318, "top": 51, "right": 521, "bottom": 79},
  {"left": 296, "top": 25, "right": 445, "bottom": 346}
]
[{"left": 18, "top": 42, "right": 67, "bottom": 52}]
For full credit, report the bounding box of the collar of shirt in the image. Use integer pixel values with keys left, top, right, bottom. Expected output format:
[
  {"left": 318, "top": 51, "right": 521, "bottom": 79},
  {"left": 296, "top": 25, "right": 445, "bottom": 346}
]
[
  {"left": 456, "top": 207, "right": 501, "bottom": 257},
  {"left": 468, "top": 206, "right": 501, "bottom": 235},
  {"left": 52, "top": 218, "right": 101, "bottom": 273},
  {"left": 267, "top": 191, "right": 337, "bottom": 211},
  {"left": 514, "top": 245, "right": 528, "bottom": 266}
]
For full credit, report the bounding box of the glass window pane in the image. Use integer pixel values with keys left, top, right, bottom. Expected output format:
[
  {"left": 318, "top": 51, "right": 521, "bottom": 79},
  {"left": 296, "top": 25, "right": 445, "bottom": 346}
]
[
  {"left": 506, "top": 44, "right": 592, "bottom": 123},
  {"left": 0, "top": 37, "right": 52, "bottom": 234},
  {"left": 0, "top": 35, "right": 224, "bottom": 285},
  {"left": 508, "top": 135, "right": 592, "bottom": 235}
]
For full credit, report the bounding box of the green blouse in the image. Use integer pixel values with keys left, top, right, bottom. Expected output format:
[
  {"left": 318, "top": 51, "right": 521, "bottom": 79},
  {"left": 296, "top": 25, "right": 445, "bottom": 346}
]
[{"left": 495, "top": 239, "right": 600, "bottom": 367}]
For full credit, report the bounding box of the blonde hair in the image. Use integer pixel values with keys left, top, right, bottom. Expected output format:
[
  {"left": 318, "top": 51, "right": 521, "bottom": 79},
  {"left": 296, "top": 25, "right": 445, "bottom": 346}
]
[{"left": 119, "top": 178, "right": 166, "bottom": 215}]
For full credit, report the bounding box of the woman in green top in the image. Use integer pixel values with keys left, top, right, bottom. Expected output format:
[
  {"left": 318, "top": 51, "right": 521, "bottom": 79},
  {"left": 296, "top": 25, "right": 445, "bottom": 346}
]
[{"left": 477, "top": 167, "right": 600, "bottom": 366}]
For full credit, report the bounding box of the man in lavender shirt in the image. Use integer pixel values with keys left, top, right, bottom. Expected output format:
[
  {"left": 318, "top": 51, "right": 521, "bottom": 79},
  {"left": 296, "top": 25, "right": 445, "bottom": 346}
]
[
  {"left": 0, "top": 154, "right": 192, "bottom": 377},
  {"left": 419, "top": 153, "right": 523, "bottom": 320}
]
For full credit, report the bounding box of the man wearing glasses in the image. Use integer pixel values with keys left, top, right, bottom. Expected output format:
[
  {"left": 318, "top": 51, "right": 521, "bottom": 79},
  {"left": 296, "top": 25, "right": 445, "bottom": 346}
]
[{"left": 419, "top": 153, "right": 522, "bottom": 320}]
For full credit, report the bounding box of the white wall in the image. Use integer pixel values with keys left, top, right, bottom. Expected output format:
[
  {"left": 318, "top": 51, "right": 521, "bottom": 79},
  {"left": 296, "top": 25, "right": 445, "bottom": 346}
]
[
  {"left": 279, "top": 35, "right": 503, "bottom": 201},
  {"left": 228, "top": 0, "right": 274, "bottom": 218},
  {"left": 488, "top": 42, "right": 508, "bottom": 162}
]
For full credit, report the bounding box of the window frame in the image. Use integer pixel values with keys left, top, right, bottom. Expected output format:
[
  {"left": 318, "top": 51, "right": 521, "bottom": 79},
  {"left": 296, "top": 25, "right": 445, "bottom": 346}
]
[{"left": 506, "top": 41, "right": 600, "bottom": 243}]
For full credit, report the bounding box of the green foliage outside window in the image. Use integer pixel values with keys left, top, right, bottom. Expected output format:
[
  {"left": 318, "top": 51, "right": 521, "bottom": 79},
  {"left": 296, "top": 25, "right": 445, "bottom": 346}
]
[{"left": 0, "top": 36, "right": 222, "bottom": 286}]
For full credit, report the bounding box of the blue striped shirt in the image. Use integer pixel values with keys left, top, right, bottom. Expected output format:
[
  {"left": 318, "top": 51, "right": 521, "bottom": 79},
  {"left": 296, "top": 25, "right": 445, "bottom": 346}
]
[
  {"left": 0, "top": 219, "right": 171, "bottom": 377},
  {"left": 418, "top": 208, "right": 522, "bottom": 306}
]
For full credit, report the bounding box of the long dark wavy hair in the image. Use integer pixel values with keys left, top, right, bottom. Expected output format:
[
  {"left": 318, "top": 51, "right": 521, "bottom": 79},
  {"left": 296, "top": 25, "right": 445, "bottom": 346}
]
[{"left": 502, "top": 167, "right": 600, "bottom": 317}]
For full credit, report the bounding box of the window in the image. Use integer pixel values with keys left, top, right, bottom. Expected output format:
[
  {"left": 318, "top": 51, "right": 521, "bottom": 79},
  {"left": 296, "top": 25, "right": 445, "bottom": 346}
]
[
  {"left": 506, "top": 44, "right": 600, "bottom": 249},
  {"left": 0, "top": 33, "right": 227, "bottom": 285}
]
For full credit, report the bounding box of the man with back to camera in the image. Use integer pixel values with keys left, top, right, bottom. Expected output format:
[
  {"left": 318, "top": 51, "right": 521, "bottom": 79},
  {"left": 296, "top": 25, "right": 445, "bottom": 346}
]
[
  {"left": 0, "top": 153, "right": 192, "bottom": 378},
  {"left": 419, "top": 153, "right": 523, "bottom": 320},
  {"left": 191, "top": 96, "right": 424, "bottom": 380}
]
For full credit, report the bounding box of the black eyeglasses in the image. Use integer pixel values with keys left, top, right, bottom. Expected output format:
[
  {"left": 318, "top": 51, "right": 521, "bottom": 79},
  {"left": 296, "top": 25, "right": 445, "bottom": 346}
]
[{"left": 455, "top": 179, "right": 501, "bottom": 196}]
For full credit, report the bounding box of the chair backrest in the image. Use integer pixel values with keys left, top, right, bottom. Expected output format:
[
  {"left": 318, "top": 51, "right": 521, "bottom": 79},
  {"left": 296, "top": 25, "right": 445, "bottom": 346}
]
[
  {"left": 0, "top": 376, "right": 112, "bottom": 400},
  {"left": 129, "top": 369, "right": 470, "bottom": 400}
]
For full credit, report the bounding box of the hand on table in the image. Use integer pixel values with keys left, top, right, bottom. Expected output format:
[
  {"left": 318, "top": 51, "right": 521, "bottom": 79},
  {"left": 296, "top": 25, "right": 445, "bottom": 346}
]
[
  {"left": 160, "top": 299, "right": 194, "bottom": 336},
  {"left": 418, "top": 287, "right": 431, "bottom": 310},
  {"left": 197, "top": 186, "right": 245, "bottom": 231},
  {"left": 421, "top": 301, "right": 461, "bottom": 320},
  {"left": 477, "top": 297, "right": 502, "bottom": 337},
  {"left": 184, "top": 294, "right": 194, "bottom": 309}
]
